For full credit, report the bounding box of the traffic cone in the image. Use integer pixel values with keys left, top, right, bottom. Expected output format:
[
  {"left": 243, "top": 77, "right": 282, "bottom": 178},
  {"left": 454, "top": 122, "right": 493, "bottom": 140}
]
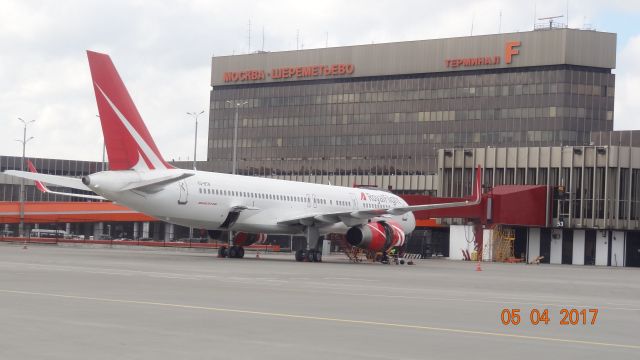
[{"left": 475, "top": 261, "right": 482, "bottom": 271}]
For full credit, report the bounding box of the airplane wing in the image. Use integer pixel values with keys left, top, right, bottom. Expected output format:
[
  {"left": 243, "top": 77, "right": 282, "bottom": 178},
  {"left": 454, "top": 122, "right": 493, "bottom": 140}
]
[
  {"left": 278, "top": 167, "right": 482, "bottom": 227},
  {"left": 277, "top": 197, "right": 480, "bottom": 226},
  {"left": 4, "top": 170, "right": 93, "bottom": 192}
]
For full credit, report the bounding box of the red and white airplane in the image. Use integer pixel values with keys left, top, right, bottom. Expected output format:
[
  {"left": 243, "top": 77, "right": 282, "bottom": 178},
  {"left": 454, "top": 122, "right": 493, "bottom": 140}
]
[{"left": 5, "top": 51, "right": 482, "bottom": 262}]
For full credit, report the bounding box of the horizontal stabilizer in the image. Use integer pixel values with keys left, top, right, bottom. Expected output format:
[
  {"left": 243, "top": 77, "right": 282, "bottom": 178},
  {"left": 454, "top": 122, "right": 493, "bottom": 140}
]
[{"left": 4, "top": 170, "right": 92, "bottom": 192}]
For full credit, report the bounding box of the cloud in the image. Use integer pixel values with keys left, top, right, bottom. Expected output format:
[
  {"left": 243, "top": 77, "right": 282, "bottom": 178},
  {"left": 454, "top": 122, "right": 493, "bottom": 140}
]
[
  {"left": 614, "top": 35, "right": 640, "bottom": 130},
  {"left": 0, "top": 0, "right": 639, "bottom": 161}
]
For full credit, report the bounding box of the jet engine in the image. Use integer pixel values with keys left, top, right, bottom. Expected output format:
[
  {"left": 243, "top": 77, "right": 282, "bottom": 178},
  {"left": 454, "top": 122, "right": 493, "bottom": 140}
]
[
  {"left": 345, "top": 221, "right": 405, "bottom": 252},
  {"left": 233, "top": 232, "right": 268, "bottom": 247}
]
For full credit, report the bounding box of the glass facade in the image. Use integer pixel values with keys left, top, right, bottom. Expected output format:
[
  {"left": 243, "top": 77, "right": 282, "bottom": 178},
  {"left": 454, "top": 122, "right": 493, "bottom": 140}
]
[
  {"left": 208, "top": 65, "right": 614, "bottom": 177},
  {"left": 0, "top": 156, "right": 102, "bottom": 202}
]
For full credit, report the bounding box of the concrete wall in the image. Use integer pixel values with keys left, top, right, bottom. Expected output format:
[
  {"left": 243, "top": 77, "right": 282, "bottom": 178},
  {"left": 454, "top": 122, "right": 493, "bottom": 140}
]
[
  {"left": 528, "top": 228, "right": 541, "bottom": 263},
  {"left": 449, "top": 225, "right": 475, "bottom": 260},
  {"left": 572, "top": 230, "right": 586, "bottom": 265},
  {"left": 550, "top": 229, "right": 563, "bottom": 264}
]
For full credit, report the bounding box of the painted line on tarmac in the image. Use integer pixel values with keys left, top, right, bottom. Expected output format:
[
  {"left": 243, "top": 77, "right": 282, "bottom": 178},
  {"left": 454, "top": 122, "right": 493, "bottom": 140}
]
[
  {"left": 1, "top": 289, "right": 639, "bottom": 351},
  {"left": 3, "top": 261, "right": 639, "bottom": 312}
]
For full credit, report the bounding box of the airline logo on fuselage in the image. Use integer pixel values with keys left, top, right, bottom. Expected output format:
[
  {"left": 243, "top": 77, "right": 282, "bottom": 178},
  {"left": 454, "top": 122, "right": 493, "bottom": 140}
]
[{"left": 366, "top": 193, "right": 402, "bottom": 206}]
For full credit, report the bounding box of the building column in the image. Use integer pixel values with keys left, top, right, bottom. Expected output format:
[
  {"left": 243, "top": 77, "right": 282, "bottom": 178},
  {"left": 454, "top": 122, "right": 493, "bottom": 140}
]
[
  {"left": 131, "top": 222, "right": 140, "bottom": 240},
  {"left": 142, "top": 222, "right": 150, "bottom": 239},
  {"left": 572, "top": 230, "right": 585, "bottom": 265},
  {"left": 527, "top": 228, "right": 540, "bottom": 263},
  {"left": 611, "top": 231, "right": 625, "bottom": 267},
  {"left": 550, "top": 229, "right": 562, "bottom": 264},
  {"left": 93, "top": 222, "right": 103, "bottom": 239},
  {"left": 595, "top": 230, "right": 609, "bottom": 266},
  {"left": 164, "top": 223, "right": 174, "bottom": 241}
]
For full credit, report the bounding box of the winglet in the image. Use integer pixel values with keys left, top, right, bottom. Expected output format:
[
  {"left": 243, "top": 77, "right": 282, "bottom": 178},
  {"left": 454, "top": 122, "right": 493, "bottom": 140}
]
[{"left": 27, "top": 160, "right": 49, "bottom": 193}]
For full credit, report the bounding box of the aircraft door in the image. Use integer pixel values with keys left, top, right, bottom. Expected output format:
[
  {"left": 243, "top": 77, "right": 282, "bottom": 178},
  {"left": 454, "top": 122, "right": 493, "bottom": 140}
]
[{"left": 177, "top": 180, "right": 189, "bottom": 205}]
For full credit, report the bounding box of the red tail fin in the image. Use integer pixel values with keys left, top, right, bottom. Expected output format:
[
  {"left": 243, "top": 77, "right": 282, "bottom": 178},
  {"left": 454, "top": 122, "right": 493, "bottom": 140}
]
[
  {"left": 87, "top": 51, "right": 172, "bottom": 171},
  {"left": 27, "top": 160, "right": 49, "bottom": 193}
]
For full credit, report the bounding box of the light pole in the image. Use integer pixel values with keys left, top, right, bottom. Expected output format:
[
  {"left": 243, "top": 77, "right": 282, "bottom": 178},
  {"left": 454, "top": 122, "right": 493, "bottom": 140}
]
[
  {"left": 187, "top": 110, "right": 205, "bottom": 171},
  {"left": 225, "top": 101, "right": 248, "bottom": 175},
  {"left": 16, "top": 117, "right": 35, "bottom": 238}
]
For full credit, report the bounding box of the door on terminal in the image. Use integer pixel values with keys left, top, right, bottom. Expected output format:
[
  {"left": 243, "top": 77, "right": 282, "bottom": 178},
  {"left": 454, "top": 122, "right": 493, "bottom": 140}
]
[
  {"left": 561, "top": 229, "right": 573, "bottom": 264},
  {"left": 625, "top": 232, "right": 640, "bottom": 267},
  {"left": 540, "top": 228, "right": 551, "bottom": 263},
  {"left": 585, "top": 230, "right": 596, "bottom": 265},
  {"left": 514, "top": 227, "right": 527, "bottom": 260}
]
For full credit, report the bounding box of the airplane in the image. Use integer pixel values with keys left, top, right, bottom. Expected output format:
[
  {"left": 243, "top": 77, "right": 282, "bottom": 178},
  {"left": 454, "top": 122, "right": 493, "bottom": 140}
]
[{"left": 5, "top": 51, "right": 482, "bottom": 263}]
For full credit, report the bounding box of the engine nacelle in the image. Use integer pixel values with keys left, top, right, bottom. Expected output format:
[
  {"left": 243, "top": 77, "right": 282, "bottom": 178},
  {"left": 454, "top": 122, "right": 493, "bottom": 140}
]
[
  {"left": 345, "top": 221, "right": 405, "bottom": 252},
  {"left": 233, "top": 232, "right": 268, "bottom": 247}
]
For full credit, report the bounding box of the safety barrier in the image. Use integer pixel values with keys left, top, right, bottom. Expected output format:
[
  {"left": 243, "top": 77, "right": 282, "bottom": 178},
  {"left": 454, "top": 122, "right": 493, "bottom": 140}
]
[{"left": 0, "top": 237, "right": 281, "bottom": 252}]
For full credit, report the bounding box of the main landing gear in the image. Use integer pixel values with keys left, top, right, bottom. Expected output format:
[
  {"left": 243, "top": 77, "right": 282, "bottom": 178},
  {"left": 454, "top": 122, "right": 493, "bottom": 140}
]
[
  {"left": 295, "top": 226, "right": 322, "bottom": 262},
  {"left": 218, "top": 245, "right": 245, "bottom": 259},
  {"left": 295, "top": 249, "right": 322, "bottom": 262}
]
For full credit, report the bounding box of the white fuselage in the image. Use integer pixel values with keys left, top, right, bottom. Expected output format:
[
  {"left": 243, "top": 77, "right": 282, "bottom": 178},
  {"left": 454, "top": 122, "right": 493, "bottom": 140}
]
[{"left": 86, "top": 169, "right": 416, "bottom": 236}]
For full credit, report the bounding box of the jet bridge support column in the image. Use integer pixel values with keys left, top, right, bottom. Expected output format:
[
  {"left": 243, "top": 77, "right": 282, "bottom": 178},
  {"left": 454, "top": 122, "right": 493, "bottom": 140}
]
[{"left": 473, "top": 220, "right": 484, "bottom": 261}]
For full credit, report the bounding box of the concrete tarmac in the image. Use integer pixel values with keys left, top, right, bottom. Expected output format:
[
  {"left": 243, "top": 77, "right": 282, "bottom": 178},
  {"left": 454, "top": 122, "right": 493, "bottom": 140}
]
[{"left": 0, "top": 243, "right": 639, "bottom": 359}]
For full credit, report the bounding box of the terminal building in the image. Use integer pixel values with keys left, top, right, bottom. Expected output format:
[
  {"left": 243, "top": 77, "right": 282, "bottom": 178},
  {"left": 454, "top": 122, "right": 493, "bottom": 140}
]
[
  {"left": 3, "top": 27, "right": 639, "bottom": 266},
  {"left": 207, "top": 28, "right": 616, "bottom": 193}
]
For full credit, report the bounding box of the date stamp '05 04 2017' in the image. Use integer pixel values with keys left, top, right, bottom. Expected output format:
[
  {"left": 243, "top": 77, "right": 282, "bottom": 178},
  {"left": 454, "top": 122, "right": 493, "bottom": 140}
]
[{"left": 500, "top": 308, "right": 599, "bottom": 326}]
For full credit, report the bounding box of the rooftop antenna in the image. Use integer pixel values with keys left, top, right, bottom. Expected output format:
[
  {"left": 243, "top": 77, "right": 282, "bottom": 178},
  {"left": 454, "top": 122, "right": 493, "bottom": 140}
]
[
  {"left": 566, "top": 0, "right": 569, "bottom": 27},
  {"left": 248, "top": 19, "right": 251, "bottom": 53},
  {"left": 262, "top": 26, "right": 265, "bottom": 51},
  {"left": 296, "top": 29, "right": 299, "bottom": 50},
  {"left": 533, "top": 3, "right": 537, "bottom": 30},
  {"left": 325, "top": 31, "right": 328, "bottom": 47},
  {"left": 470, "top": 12, "right": 475, "bottom": 35},
  {"left": 538, "top": 15, "right": 564, "bottom": 29},
  {"left": 498, "top": 10, "right": 502, "bottom": 33}
]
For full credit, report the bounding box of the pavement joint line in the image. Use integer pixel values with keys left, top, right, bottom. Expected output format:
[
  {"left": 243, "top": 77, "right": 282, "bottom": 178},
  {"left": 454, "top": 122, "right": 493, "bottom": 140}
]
[
  {"left": 1, "top": 289, "right": 639, "bottom": 351},
  {"left": 3, "top": 261, "right": 640, "bottom": 312}
]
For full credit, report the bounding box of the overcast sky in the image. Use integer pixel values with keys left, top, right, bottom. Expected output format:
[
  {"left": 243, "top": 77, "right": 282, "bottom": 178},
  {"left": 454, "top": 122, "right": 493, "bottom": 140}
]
[{"left": 2, "top": 0, "right": 639, "bottom": 162}]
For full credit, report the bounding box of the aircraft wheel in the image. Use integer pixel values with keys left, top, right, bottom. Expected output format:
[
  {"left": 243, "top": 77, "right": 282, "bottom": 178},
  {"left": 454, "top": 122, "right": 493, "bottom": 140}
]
[
  {"left": 313, "top": 250, "right": 322, "bottom": 263},
  {"left": 237, "top": 246, "right": 245, "bottom": 259},
  {"left": 228, "top": 246, "right": 239, "bottom": 258},
  {"left": 295, "top": 249, "right": 305, "bottom": 262},
  {"left": 306, "top": 250, "right": 315, "bottom": 262},
  {"left": 218, "top": 246, "right": 228, "bottom": 258}
]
